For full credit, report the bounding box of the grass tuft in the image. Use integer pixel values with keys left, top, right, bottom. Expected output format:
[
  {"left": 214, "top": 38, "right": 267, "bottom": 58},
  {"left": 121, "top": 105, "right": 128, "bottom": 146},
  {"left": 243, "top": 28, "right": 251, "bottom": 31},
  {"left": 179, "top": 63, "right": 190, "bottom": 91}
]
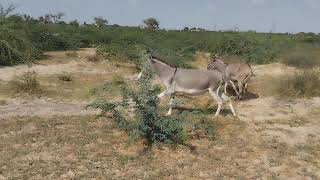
[
  {"left": 9, "top": 71, "right": 42, "bottom": 94},
  {"left": 275, "top": 70, "right": 320, "bottom": 97},
  {"left": 65, "top": 51, "right": 78, "bottom": 58},
  {"left": 57, "top": 72, "right": 73, "bottom": 82},
  {"left": 86, "top": 54, "right": 100, "bottom": 62}
]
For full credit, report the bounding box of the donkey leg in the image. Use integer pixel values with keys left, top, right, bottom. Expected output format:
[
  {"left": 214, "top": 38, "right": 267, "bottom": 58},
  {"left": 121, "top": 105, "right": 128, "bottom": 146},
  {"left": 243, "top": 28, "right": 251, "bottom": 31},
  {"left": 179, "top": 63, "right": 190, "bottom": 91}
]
[
  {"left": 224, "top": 82, "right": 228, "bottom": 94},
  {"left": 221, "top": 93, "right": 237, "bottom": 116},
  {"left": 237, "top": 80, "right": 244, "bottom": 100},
  {"left": 136, "top": 71, "right": 143, "bottom": 80},
  {"left": 165, "top": 95, "right": 176, "bottom": 116},
  {"left": 229, "top": 80, "right": 239, "bottom": 95},
  {"left": 209, "top": 88, "right": 223, "bottom": 118},
  {"left": 244, "top": 83, "right": 248, "bottom": 94},
  {"left": 157, "top": 84, "right": 175, "bottom": 99},
  {"left": 157, "top": 89, "right": 172, "bottom": 99}
]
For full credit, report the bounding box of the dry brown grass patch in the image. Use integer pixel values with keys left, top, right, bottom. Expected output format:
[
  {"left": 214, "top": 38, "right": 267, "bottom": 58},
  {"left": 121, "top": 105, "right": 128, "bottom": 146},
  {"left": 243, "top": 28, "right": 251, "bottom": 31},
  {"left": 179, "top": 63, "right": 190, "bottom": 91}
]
[
  {"left": 282, "top": 53, "right": 320, "bottom": 69},
  {"left": 0, "top": 99, "right": 7, "bottom": 106},
  {"left": 86, "top": 54, "right": 100, "bottom": 62},
  {"left": 65, "top": 51, "right": 78, "bottom": 58},
  {"left": 272, "top": 70, "right": 320, "bottom": 98},
  {"left": 57, "top": 72, "right": 73, "bottom": 82}
]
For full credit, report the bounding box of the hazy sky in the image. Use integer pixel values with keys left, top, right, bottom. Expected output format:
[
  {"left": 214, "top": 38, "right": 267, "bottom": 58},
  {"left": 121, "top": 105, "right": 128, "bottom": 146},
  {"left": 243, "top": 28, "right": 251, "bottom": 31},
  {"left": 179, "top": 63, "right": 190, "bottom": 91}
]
[{"left": 2, "top": 0, "right": 320, "bottom": 33}]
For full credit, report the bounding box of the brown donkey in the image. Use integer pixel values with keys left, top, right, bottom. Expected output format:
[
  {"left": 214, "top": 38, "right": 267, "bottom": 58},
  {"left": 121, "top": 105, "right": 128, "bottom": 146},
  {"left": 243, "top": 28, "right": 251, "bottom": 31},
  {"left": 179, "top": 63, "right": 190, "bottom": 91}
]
[{"left": 207, "top": 56, "right": 253, "bottom": 100}]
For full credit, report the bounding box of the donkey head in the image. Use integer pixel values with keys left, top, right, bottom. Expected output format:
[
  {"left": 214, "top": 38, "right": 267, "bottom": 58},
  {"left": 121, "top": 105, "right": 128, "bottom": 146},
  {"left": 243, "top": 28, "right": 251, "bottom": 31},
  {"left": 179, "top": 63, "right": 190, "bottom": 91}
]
[{"left": 207, "top": 54, "right": 227, "bottom": 72}]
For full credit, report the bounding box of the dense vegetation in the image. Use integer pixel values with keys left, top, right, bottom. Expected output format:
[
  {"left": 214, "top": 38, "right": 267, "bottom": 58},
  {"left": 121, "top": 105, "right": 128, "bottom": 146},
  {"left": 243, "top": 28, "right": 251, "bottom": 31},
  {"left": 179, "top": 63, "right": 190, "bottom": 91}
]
[{"left": 1, "top": 5, "right": 320, "bottom": 67}]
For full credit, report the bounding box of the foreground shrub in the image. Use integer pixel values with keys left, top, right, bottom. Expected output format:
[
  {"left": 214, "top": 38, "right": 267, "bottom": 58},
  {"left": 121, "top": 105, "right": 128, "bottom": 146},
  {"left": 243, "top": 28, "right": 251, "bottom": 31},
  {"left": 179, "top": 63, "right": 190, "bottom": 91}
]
[
  {"left": 275, "top": 70, "right": 320, "bottom": 97},
  {"left": 282, "top": 53, "right": 320, "bottom": 68},
  {"left": 9, "top": 71, "right": 42, "bottom": 94},
  {"left": 88, "top": 55, "right": 187, "bottom": 145}
]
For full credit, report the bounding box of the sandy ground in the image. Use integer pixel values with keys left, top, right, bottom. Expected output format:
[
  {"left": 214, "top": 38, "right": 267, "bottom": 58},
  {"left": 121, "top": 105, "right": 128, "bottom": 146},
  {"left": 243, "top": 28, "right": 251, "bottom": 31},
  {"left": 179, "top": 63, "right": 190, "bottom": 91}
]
[
  {"left": 0, "top": 97, "right": 97, "bottom": 120},
  {"left": 0, "top": 49, "right": 319, "bottom": 179}
]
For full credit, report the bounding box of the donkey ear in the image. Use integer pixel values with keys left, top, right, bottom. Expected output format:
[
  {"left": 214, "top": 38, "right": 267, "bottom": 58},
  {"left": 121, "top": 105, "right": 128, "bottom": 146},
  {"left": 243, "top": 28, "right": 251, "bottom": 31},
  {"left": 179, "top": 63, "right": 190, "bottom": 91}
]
[{"left": 150, "top": 58, "right": 156, "bottom": 64}]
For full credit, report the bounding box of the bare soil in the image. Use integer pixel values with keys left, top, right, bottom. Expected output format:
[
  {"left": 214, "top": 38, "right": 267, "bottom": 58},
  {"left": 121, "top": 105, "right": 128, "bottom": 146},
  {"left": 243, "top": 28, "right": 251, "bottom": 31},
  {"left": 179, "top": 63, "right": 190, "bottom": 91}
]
[{"left": 0, "top": 49, "right": 319, "bottom": 179}]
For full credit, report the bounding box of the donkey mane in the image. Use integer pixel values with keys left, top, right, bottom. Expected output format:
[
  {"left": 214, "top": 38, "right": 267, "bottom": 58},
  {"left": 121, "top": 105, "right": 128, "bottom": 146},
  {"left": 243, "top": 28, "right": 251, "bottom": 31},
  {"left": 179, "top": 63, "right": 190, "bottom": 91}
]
[
  {"left": 151, "top": 55, "right": 177, "bottom": 68},
  {"left": 213, "top": 57, "right": 228, "bottom": 66}
]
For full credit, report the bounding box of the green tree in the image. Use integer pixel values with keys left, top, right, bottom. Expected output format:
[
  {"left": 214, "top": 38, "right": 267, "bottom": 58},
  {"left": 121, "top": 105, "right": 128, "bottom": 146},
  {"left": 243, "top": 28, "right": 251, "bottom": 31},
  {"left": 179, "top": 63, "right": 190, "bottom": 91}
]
[
  {"left": 50, "top": 12, "right": 65, "bottom": 23},
  {"left": 69, "top": 19, "right": 79, "bottom": 27},
  {"left": 143, "top": 17, "right": 159, "bottom": 30},
  {"left": 94, "top": 16, "right": 108, "bottom": 27},
  {"left": 183, "top": 27, "right": 189, "bottom": 31},
  {"left": 0, "top": 3, "right": 18, "bottom": 24}
]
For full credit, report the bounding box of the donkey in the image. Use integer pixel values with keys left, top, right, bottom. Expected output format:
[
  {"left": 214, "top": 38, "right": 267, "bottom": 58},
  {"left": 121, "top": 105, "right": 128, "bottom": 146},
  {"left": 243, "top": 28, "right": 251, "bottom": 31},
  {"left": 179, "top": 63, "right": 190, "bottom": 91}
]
[
  {"left": 207, "top": 55, "right": 253, "bottom": 100},
  {"left": 139, "top": 53, "right": 237, "bottom": 117}
]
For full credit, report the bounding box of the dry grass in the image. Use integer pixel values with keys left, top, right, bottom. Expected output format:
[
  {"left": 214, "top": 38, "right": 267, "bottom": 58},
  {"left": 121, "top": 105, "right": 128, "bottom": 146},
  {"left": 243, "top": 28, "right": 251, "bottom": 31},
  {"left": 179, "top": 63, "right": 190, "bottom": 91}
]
[
  {"left": 0, "top": 99, "right": 7, "bottom": 106},
  {"left": 273, "top": 70, "right": 320, "bottom": 98},
  {"left": 1, "top": 114, "right": 319, "bottom": 179},
  {"left": 40, "top": 73, "right": 112, "bottom": 101},
  {"left": 1, "top": 48, "right": 320, "bottom": 179},
  {"left": 86, "top": 54, "right": 100, "bottom": 62},
  {"left": 65, "top": 51, "right": 78, "bottom": 58},
  {"left": 281, "top": 53, "right": 320, "bottom": 68},
  {"left": 57, "top": 72, "right": 73, "bottom": 82}
]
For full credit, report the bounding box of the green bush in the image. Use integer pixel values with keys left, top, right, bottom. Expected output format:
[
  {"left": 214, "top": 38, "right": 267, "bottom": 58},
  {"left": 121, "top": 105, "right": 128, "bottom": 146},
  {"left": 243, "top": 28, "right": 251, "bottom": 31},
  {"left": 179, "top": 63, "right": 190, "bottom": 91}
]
[
  {"left": 0, "top": 27, "right": 40, "bottom": 66},
  {"left": 88, "top": 55, "right": 187, "bottom": 145},
  {"left": 275, "top": 70, "right": 320, "bottom": 97},
  {"left": 9, "top": 71, "right": 42, "bottom": 94},
  {"left": 0, "top": 40, "right": 25, "bottom": 66},
  {"left": 282, "top": 53, "right": 320, "bottom": 68}
]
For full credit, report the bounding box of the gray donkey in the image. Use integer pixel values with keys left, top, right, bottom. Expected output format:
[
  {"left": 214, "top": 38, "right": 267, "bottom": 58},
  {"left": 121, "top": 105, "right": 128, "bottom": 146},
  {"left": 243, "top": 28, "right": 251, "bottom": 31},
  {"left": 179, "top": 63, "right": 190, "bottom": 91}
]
[
  {"left": 207, "top": 55, "right": 253, "bottom": 100},
  {"left": 139, "top": 53, "right": 237, "bottom": 117}
]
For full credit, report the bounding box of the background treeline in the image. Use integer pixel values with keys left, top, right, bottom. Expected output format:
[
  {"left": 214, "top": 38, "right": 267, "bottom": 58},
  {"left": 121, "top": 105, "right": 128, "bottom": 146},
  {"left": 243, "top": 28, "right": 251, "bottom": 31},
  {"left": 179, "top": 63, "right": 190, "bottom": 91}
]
[{"left": 1, "top": 5, "right": 320, "bottom": 67}]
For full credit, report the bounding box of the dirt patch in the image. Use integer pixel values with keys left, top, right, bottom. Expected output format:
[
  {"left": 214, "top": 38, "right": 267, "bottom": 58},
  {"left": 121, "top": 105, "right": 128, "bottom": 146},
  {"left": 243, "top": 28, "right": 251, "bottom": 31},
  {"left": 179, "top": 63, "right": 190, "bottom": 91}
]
[
  {"left": 0, "top": 98, "right": 97, "bottom": 119},
  {"left": 0, "top": 48, "right": 136, "bottom": 82}
]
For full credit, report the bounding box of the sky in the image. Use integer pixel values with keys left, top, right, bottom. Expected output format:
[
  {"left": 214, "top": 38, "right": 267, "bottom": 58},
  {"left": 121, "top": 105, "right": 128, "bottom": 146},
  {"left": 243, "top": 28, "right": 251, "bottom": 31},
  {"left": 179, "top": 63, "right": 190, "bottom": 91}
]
[{"left": 1, "top": 0, "right": 320, "bottom": 33}]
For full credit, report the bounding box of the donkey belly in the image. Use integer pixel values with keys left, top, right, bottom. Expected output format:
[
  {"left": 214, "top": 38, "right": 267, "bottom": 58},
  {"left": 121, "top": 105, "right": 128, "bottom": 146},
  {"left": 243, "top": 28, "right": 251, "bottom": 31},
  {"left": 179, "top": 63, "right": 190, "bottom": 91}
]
[{"left": 175, "top": 86, "right": 208, "bottom": 95}]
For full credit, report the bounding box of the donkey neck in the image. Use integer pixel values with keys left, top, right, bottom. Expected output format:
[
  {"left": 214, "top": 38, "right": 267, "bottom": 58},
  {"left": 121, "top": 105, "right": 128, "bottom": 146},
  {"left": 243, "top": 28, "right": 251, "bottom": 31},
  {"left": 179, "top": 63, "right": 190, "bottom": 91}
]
[
  {"left": 214, "top": 62, "right": 228, "bottom": 73},
  {"left": 151, "top": 59, "right": 176, "bottom": 84}
]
